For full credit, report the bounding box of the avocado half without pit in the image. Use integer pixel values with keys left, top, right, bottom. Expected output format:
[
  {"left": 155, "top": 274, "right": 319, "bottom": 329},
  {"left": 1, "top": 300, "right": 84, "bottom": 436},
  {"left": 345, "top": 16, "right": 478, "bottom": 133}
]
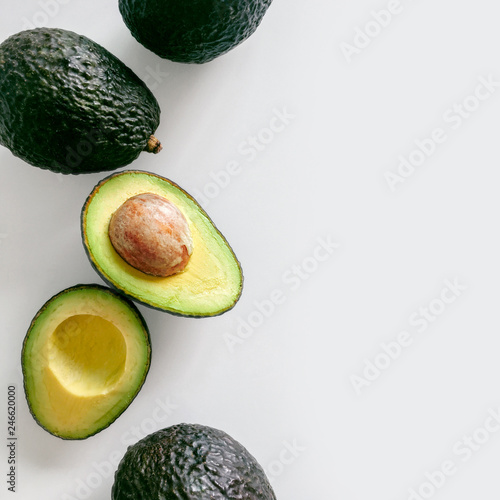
[
  {"left": 81, "top": 170, "right": 243, "bottom": 317},
  {"left": 21, "top": 285, "right": 151, "bottom": 440}
]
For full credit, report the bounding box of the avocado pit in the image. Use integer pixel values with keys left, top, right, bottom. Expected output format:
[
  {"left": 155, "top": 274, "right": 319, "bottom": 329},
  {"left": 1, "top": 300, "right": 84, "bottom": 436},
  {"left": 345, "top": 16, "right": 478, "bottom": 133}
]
[{"left": 108, "top": 192, "right": 193, "bottom": 277}]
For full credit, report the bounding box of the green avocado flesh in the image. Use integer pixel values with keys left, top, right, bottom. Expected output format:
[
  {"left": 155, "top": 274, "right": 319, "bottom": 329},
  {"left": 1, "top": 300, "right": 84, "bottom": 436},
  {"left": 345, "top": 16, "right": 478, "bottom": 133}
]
[
  {"left": 0, "top": 28, "right": 161, "bottom": 174},
  {"left": 82, "top": 171, "right": 243, "bottom": 317},
  {"left": 119, "top": 0, "right": 273, "bottom": 63},
  {"left": 22, "top": 285, "right": 151, "bottom": 440},
  {"left": 112, "top": 423, "right": 276, "bottom": 499}
]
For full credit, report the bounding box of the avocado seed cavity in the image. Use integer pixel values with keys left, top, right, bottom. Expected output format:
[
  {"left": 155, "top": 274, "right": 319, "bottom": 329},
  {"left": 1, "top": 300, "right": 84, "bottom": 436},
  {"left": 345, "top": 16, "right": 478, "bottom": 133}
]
[{"left": 108, "top": 193, "right": 193, "bottom": 277}]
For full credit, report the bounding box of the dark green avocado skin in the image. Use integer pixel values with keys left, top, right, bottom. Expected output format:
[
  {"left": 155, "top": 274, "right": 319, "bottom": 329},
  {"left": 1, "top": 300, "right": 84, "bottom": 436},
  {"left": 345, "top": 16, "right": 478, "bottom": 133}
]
[
  {"left": 0, "top": 28, "right": 161, "bottom": 174},
  {"left": 112, "top": 423, "right": 276, "bottom": 499},
  {"left": 119, "top": 0, "right": 273, "bottom": 63}
]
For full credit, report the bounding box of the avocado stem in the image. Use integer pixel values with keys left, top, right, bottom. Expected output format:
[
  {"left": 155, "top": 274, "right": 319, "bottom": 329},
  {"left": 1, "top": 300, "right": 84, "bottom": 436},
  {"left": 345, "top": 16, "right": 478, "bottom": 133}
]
[{"left": 144, "top": 135, "right": 162, "bottom": 154}]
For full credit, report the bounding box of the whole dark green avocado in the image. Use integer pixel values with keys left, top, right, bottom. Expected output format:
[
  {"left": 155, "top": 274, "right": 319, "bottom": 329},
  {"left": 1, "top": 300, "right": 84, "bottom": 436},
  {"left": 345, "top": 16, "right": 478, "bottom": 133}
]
[
  {"left": 0, "top": 28, "right": 161, "bottom": 174},
  {"left": 111, "top": 423, "right": 277, "bottom": 499},
  {"left": 118, "top": 0, "right": 273, "bottom": 64}
]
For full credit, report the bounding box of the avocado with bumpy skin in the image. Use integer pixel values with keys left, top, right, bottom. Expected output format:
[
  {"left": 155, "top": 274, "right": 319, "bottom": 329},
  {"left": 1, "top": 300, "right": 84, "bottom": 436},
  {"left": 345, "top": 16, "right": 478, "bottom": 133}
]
[
  {"left": 112, "top": 423, "right": 276, "bottom": 499},
  {"left": 81, "top": 170, "right": 243, "bottom": 317},
  {"left": 22, "top": 284, "right": 151, "bottom": 440},
  {"left": 119, "top": 0, "right": 273, "bottom": 63},
  {"left": 0, "top": 28, "right": 161, "bottom": 174}
]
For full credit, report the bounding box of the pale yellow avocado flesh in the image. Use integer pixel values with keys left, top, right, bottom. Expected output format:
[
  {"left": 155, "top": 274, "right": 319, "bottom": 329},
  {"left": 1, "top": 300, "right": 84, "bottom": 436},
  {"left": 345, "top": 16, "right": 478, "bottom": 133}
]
[
  {"left": 82, "top": 171, "right": 243, "bottom": 316},
  {"left": 22, "top": 286, "right": 150, "bottom": 440}
]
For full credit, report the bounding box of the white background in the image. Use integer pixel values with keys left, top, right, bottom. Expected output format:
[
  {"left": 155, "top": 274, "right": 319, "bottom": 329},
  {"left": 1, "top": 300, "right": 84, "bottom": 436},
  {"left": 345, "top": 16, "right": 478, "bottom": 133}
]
[{"left": 1, "top": 0, "right": 500, "bottom": 499}]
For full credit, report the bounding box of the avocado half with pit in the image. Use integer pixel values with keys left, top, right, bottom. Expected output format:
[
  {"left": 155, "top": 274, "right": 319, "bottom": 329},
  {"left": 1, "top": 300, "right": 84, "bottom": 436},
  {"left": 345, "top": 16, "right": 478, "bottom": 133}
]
[
  {"left": 21, "top": 284, "right": 151, "bottom": 440},
  {"left": 81, "top": 170, "right": 243, "bottom": 317}
]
